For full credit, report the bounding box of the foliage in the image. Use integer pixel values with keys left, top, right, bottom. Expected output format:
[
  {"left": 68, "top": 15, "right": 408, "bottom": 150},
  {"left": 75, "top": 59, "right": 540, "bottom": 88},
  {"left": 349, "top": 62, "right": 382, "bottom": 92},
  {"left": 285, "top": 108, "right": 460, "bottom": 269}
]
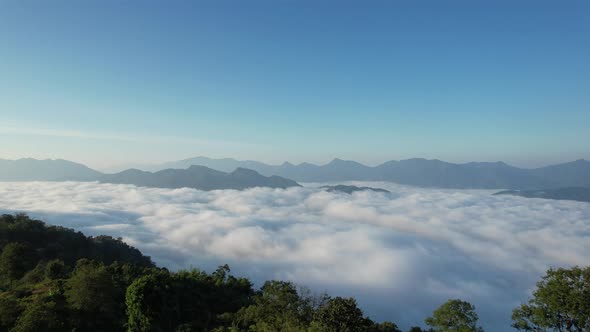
[
  {"left": 0, "top": 294, "right": 22, "bottom": 330},
  {"left": 511, "top": 266, "right": 590, "bottom": 331},
  {"left": 370, "top": 321, "right": 402, "bottom": 332},
  {"left": 66, "top": 259, "right": 123, "bottom": 330},
  {"left": 0, "top": 242, "right": 37, "bottom": 282},
  {"left": 312, "top": 296, "right": 373, "bottom": 332},
  {"left": 126, "top": 271, "right": 177, "bottom": 332},
  {"left": 10, "top": 300, "right": 66, "bottom": 332},
  {"left": 0, "top": 214, "right": 155, "bottom": 331},
  {"left": 232, "top": 280, "right": 311, "bottom": 331},
  {"left": 126, "top": 266, "right": 255, "bottom": 332},
  {"left": 425, "top": 299, "right": 482, "bottom": 332},
  {"left": 409, "top": 327, "right": 425, "bottom": 332},
  {"left": 45, "top": 259, "right": 67, "bottom": 280},
  {"left": 0, "top": 213, "right": 153, "bottom": 268}
]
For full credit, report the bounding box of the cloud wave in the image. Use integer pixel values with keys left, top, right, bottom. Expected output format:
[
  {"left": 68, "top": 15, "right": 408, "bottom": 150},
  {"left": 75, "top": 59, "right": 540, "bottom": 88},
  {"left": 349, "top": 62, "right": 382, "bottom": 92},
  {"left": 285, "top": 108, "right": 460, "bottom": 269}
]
[{"left": 0, "top": 181, "right": 589, "bottom": 331}]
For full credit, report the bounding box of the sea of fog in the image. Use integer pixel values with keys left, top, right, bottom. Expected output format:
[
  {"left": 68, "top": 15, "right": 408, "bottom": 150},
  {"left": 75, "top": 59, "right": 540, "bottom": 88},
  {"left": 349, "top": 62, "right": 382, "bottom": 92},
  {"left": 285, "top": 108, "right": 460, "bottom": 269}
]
[{"left": 1, "top": 181, "right": 589, "bottom": 331}]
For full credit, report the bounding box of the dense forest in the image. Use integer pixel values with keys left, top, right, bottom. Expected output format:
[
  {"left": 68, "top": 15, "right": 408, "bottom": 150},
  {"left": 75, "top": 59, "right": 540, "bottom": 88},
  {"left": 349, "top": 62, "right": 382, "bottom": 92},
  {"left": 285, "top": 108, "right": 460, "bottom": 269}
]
[{"left": 0, "top": 214, "right": 588, "bottom": 332}]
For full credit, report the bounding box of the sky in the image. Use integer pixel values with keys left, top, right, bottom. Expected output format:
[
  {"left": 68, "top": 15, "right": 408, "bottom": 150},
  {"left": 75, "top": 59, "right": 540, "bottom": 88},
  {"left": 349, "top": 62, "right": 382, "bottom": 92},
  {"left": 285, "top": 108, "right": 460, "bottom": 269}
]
[{"left": 1, "top": 0, "right": 589, "bottom": 170}]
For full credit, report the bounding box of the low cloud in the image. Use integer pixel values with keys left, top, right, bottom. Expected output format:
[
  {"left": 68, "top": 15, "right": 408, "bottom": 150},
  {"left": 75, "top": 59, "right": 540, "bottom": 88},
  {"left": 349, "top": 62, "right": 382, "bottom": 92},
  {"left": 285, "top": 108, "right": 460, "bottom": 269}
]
[{"left": 0, "top": 181, "right": 589, "bottom": 331}]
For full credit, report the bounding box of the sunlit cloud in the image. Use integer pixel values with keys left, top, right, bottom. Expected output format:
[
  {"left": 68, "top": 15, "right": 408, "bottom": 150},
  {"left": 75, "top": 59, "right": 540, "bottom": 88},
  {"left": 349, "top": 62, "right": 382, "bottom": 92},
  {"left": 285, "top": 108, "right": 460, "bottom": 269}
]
[{"left": 0, "top": 181, "right": 588, "bottom": 331}]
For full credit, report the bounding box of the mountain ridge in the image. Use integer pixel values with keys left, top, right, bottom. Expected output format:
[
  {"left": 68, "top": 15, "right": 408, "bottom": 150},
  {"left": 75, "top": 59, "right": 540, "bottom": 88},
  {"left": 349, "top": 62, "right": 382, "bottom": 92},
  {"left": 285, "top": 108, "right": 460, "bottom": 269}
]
[
  {"left": 0, "top": 158, "right": 102, "bottom": 181},
  {"left": 141, "top": 156, "right": 590, "bottom": 189},
  {"left": 99, "top": 165, "right": 300, "bottom": 190},
  {"left": 1, "top": 157, "right": 589, "bottom": 190},
  {"left": 494, "top": 187, "right": 590, "bottom": 203}
]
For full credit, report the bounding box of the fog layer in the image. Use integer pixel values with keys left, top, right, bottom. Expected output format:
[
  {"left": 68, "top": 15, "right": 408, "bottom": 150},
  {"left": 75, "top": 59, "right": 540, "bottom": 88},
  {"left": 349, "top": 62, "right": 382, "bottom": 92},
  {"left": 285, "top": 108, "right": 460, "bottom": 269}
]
[{"left": 1, "top": 181, "right": 588, "bottom": 331}]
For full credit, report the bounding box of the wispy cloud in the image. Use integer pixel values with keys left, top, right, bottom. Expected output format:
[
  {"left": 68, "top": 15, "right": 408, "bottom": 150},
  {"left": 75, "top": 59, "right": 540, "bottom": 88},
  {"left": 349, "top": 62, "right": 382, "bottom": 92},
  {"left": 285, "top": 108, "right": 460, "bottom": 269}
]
[
  {"left": 0, "top": 123, "right": 258, "bottom": 148},
  {"left": 0, "top": 181, "right": 588, "bottom": 331}
]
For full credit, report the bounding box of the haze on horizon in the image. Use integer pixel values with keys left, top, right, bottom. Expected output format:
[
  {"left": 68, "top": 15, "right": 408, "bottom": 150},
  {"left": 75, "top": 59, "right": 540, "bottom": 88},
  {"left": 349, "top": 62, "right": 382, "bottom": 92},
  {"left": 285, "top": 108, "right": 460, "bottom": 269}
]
[{"left": 1, "top": 0, "right": 589, "bottom": 170}]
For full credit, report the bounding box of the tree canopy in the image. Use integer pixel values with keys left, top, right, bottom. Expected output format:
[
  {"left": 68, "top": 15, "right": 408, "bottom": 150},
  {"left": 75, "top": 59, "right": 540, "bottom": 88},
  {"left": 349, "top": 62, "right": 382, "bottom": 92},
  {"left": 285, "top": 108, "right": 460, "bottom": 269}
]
[
  {"left": 425, "top": 299, "right": 482, "bottom": 332},
  {"left": 512, "top": 266, "right": 590, "bottom": 332}
]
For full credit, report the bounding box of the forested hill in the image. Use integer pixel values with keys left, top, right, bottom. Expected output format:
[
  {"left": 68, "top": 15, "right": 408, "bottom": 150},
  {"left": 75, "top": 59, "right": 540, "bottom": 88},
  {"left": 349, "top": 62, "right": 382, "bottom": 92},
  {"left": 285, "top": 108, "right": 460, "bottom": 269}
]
[
  {"left": 0, "top": 214, "right": 401, "bottom": 332},
  {"left": 0, "top": 214, "right": 153, "bottom": 268}
]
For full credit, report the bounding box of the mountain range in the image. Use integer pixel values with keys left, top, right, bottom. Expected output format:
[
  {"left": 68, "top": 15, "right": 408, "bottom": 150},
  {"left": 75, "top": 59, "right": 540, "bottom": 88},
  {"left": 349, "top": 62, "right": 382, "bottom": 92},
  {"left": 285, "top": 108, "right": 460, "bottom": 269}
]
[
  {"left": 494, "top": 187, "right": 590, "bottom": 203},
  {"left": 0, "top": 158, "right": 299, "bottom": 191},
  {"left": 99, "top": 166, "right": 300, "bottom": 190},
  {"left": 0, "top": 158, "right": 101, "bottom": 181},
  {"left": 140, "top": 156, "right": 590, "bottom": 189},
  {"left": 1, "top": 157, "right": 590, "bottom": 190}
]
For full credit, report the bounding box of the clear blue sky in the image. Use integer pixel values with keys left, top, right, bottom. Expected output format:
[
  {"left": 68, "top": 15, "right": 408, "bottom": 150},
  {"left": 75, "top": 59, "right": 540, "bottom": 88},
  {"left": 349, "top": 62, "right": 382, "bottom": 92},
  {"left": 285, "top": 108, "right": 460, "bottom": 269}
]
[{"left": 1, "top": 0, "right": 589, "bottom": 170}]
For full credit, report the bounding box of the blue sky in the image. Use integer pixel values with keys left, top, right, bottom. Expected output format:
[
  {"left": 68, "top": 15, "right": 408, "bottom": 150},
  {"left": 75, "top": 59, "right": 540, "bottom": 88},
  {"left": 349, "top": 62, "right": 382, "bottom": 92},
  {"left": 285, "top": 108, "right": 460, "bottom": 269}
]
[{"left": 1, "top": 0, "right": 589, "bottom": 170}]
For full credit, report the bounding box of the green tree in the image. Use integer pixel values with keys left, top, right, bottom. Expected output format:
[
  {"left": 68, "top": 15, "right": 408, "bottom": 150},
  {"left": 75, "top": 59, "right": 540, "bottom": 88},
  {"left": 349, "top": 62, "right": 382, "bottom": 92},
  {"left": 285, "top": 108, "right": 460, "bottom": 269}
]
[
  {"left": 409, "top": 327, "right": 425, "bottom": 332},
  {"left": 66, "top": 260, "right": 117, "bottom": 312},
  {"left": 10, "top": 300, "right": 66, "bottom": 332},
  {"left": 65, "top": 260, "right": 120, "bottom": 331},
  {"left": 0, "top": 294, "right": 22, "bottom": 331},
  {"left": 45, "top": 259, "right": 67, "bottom": 280},
  {"left": 312, "top": 297, "right": 371, "bottom": 332},
  {"left": 126, "top": 271, "right": 178, "bottom": 332},
  {"left": 425, "top": 299, "right": 482, "bottom": 332},
  {"left": 512, "top": 266, "right": 590, "bottom": 331},
  {"left": 233, "top": 280, "right": 310, "bottom": 331},
  {"left": 0, "top": 242, "right": 37, "bottom": 281},
  {"left": 373, "top": 321, "right": 402, "bottom": 332},
  {"left": 180, "top": 265, "right": 253, "bottom": 329}
]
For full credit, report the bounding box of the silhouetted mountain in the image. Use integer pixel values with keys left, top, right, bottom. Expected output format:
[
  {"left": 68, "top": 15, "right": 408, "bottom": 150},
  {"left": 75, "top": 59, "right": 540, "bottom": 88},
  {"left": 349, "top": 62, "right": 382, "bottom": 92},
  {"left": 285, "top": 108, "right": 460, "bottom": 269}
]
[
  {"left": 4, "top": 157, "right": 590, "bottom": 190},
  {"left": 146, "top": 156, "right": 274, "bottom": 173},
  {"left": 149, "top": 157, "right": 590, "bottom": 189},
  {"left": 373, "top": 159, "right": 549, "bottom": 189},
  {"left": 530, "top": 159, "right": 590, "bottom": 187},
  {"left": 99, "top": 165, "right": 300, "bottom": 190},
  {"left": 0, "top": 158, "right": 102, "bottom": 181},
  {"left": 494, "top": 187, "right": 590, "bottom": 203},
  {"left": 322, "top": 185, "right": 390, "bottom": 194},
  {"left": 144, "top": 156, "right": 375, "bottom": 181}
]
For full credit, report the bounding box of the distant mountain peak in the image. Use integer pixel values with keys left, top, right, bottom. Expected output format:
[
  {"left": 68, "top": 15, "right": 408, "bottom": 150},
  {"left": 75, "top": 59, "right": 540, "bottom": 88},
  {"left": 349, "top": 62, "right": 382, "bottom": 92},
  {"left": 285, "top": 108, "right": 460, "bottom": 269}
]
[
  {"left": 120, "top": 168, "right": 147, "bottom": 174},
  {"left": 231, "top": 167, "right": 260, "bottom": 176},
  {"left": 187, "top": 164, "right": 212, "bottom": 171},
  {"left": 402, "top": 158, "right": 445, "bottom": 163},
  {"left": 329, "top": 157, "right": 352, "bottom": 163},
  {"left": 327, "top": 158, "right": 363, "bottom": 166}
]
